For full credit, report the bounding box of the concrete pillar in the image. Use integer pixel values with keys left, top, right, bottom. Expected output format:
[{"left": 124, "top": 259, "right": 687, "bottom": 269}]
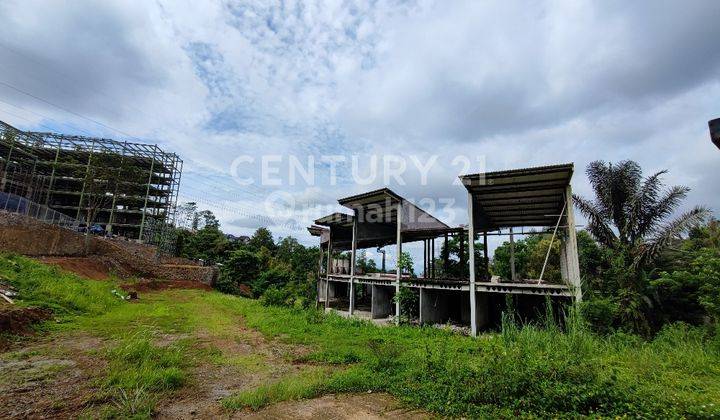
[
  {"left": 349, "top": 212, "right": 357, "bottom": 314},
  {"left": 460, "top": 292, "right": 489, "bottom": 330},
  {"left": 510, "top": 227, "right": 516, "bottom": 281},
  {"left": 371, "top": 285, "right": 394, "bottom": 319},
  {"left": 468, "top": 191, "right": 478, "bottom": 336},
  {"left": 565, "top": 186, "right": 582, "bottom": 302},
  {"left": 395, "top": 201, "right": 402, "bottom": 324},
  {"left": 325, "top": 230, "right": 332, "bottom": 310}
]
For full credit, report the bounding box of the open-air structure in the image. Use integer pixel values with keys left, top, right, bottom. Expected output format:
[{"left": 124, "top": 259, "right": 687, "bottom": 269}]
[{"left": 310, "top": 163, "right": 582, "bottom": 336}]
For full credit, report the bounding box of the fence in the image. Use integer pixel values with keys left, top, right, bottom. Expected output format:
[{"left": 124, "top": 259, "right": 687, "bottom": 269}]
[{"left": 0, "top": 190, "right": 81, "bottom": 230}]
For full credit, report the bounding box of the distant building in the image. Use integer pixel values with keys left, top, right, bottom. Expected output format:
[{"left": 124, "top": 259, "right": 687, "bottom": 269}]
[{"left": 0, "top": 120, "right": 182, "bottom": 240}]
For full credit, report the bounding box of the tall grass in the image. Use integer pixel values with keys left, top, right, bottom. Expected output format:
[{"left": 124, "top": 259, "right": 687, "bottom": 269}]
[
  {"left": 217, "top": 293, "right": 720, "bottom": 417},
  {"left": 99, "top": 330, "right": 189, "bottom": 418}
]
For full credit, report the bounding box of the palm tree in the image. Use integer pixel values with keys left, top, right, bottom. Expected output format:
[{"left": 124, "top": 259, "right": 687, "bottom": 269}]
[{"left": 573, "top": 160, "right": 710, "bottom": 268}]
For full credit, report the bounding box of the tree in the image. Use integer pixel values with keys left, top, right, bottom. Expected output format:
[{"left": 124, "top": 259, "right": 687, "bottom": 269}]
[
  {"left": 573, "top": 160, "right": 709, "bottom": 269},
  {"left": 175, "top": 202, "right": 198, "bottom": 230},
  {"left": 436, "top": 236, "right": 486, "bottom": 278},
  {"left": 248, "top": 227, "right": 276, "bottom": 252},
  {"left": 573, "top": 161, "right": 710, "bottom": 334},
  {"left": 195, "top": 210, "right": 218, "bottom": 230},
  {"left": 398, "top": 251, "right": 414, "bottom": 276},
  {"left": 217, "top": 250, "right": 261, "bottom": 295}
]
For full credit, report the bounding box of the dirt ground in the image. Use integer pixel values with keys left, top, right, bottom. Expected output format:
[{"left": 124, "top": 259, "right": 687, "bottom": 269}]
[
  {"left": 38, "top": 256, "right": 123, "bottom": 280},
  {"left": 245, "top": 393, "right": 430, "bottom": 419},
  {"left": 0, "top": 299, "right": 428, "bottom": 419},
  {"left": 0, "top": 333, "right": 107, "bottom": 418},
  {"left": 122, "top": 279, "right": 213, "bottom": 293}
]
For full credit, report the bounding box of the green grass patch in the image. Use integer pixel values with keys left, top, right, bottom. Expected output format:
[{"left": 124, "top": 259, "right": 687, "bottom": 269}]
[
  {"left": 0, "top": 253, "right": 123, "bottom": 318},
  {"left": 222, "top": 366, "right": 328, "bottom": 410},
  {"left": 3, "top": 254, "right": 719, "bottom": 418},
  {"left": 98, "top": 330, "right": 189, "bottom": 418}
]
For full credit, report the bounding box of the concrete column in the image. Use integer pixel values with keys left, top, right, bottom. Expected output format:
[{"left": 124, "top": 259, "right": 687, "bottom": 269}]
[
  {"left": 468, "top": 192, "right": 478, "bottom": 337},
  {"left": 565, "top": 186, "right": 582, "bottom": 302},
  {"left": 423, "top": 239, "right": 427, "bottom": 278},
  {"left": 510, "top": 227, "right": 516, "bottom": 281},
  {"left": 395, "top": 201, "right": 402, "bottom": 324},
  {"left": 371, "top": 285, "right": 394, "bottom": 319},
  {"left": 349, "top": 212, "right": 358, "bottom": 315},
  {"left": 325, "top": 230, "right": 332, "bottom": 310},
  {"left": 431, "top": 238, "right": 435, "bottom": 278},
  {"left": 483, "top": 232, "right": 489, "bottom": 281}
]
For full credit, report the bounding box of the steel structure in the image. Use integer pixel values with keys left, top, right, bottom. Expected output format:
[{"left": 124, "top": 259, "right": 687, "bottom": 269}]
[{"left": 0, "top": 120, "right": 182, "bottom": 240}]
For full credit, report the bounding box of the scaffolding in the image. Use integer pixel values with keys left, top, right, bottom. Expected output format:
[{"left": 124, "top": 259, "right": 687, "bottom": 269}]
[{"left": 0, "top": 120, "right": 182, "bottom": 240}]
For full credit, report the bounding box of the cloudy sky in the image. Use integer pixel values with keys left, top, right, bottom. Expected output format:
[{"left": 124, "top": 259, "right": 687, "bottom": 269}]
[{"left": 1, "top": 0, "right": 719, "bottom": 265}]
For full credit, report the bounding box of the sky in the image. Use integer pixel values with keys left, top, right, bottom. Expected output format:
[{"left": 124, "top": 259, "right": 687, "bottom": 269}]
[{"left": 1, "top": 0, "right": 719, "bottom": 268}]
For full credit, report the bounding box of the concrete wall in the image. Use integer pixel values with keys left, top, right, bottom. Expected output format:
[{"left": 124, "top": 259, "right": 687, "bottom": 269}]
[{"left": 371, "top": 285, "right": 394, "bottom": 319}]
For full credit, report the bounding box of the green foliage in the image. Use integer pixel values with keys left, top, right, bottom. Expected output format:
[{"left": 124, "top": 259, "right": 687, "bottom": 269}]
[
  {"left": 252, "top": 265, "right": 295, "bottom": 297},
  {"left": 493, "top": 234, "right": 563, "bottom": 282},
  {"left": 223, "top": 294, "right": 720, "bottom": 418},
  {"left": 101, "top": 331, "right": 188, "bottom": 417},
  {"left": 436, "top": 236, "right": 486, "bottom": 278},
  {"left": 393, "top": 286, "right": 419, "bottom": 321},
  {"left": 248, "top": 227, "right": 276, "bottom": 252},
  {"left": 655, "top": 247, "right": 720, "bottom": 323},
  {"left": 398, "top": 251, "right": 414, "bottom": 276},
  {"left": 217, "top": 250, "right": 261, "bottom": 295},
  {"left": 177, "top": 225, "right": 229, "bottom": 263}
]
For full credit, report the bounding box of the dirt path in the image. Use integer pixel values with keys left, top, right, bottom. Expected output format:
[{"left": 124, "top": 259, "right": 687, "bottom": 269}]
[
  {"left": 154, "top": 315, "right": 429, "bottom": 419},
  {"left": 1, "top": 296, "right": 429, "bottom": 419},
  {"left": 0, "top": 333, "right": 107, "bottom": 418},
  {"left": 244, "top": 393, "right": 431, "bottom": 419}
]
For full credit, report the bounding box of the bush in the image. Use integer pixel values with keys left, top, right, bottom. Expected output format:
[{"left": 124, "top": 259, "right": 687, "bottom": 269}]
[
  {"left": 260, "top": 286, "right": 288, "bottom": 307},
  {"left": 393, "top": 286, "right": 418, "bottom": 321},
  {"left": 251, "top": 266, "right": 295, "bottom": 297},
  {"left": 580, "top": 297, "right": 618, "bottom": 335}
]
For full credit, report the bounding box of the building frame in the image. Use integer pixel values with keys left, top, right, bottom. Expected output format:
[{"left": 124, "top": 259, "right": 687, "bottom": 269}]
[
  {"left": 0, "top": 120, "right": 182, "bottom": 240},
  {"left": 310, "top": 164, "right": 582, "bottom": 336}
]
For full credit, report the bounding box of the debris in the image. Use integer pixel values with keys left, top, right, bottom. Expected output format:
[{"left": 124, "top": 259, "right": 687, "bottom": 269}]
[{"left": 0, "top": 280, "right": 17, "bottom": 304}]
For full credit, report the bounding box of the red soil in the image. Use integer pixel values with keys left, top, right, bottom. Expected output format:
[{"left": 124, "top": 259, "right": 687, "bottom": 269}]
[
  {"left": 38, "top": 256, "right": 116, "bottom": 280},
  {"left": 120, "top": 279, "right": 212, "bottom": 293}
]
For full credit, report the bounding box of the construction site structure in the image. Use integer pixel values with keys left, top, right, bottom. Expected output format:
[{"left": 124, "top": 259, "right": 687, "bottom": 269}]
[
  {"left": 310, "top": 163, "right": 582, "bottom": 336},
  {"left": 0, "top": 120, "right": 182, "bottom": 240}
]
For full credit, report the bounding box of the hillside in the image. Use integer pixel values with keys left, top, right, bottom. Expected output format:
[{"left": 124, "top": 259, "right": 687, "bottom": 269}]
[{"left": 1, "top": 254, "right": 719, "bottom": 418}]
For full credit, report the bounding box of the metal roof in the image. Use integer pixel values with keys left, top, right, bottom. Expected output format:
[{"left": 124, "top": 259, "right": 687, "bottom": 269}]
[
  {"left": 460, "top": 163, "right": 574, "bottom": 230},
  {"left": 312, "top": 188, "right": 455, "bottom": 250}
]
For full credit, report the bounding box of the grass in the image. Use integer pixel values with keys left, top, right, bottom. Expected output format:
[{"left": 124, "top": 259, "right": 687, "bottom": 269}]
[
  {"left": 3, "top": 253, "right": 720, "bottom": 418},
  {"left": 222, "top": 366, "right": 329, "bottom": 410}
]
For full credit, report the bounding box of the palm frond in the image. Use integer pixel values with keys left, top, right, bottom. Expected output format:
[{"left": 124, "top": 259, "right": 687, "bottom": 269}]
[
  {"left": 609, "top": 161, "right": 642, "bottom": 243},
  {"left": 633, "top": 206, "right": 711, "bottom": 268},
  {"left": 637, "top": 185, "right": 689, "bottom": 240},
  {"left": 627, "top": 170, "right": 667, "bottom": 241},
  {"left": 572, "top": 194, "right": 617, "bottom": 247},
  {"left": 586, "top": 161, "right": 613, "bottom": 216}
]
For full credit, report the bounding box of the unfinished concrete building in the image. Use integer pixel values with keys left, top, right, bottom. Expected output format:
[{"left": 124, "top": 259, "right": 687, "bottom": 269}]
[
  {"left": 0, "top": 120, "right": 181, "bottom": 239},
  {"left": 310, "top": 164, "right": 582, "bottom": 336}
]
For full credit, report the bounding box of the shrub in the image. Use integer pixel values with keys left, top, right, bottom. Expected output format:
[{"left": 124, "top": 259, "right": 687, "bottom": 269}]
[
  {"left": 393, "top": 286, "right": 418, "bottom": 321},
  {"left": 251, "top": 266, "right": 295, "bottom": 297},
  {"left": 580, "top": 297, "right": 618, "bottom": 335}
]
